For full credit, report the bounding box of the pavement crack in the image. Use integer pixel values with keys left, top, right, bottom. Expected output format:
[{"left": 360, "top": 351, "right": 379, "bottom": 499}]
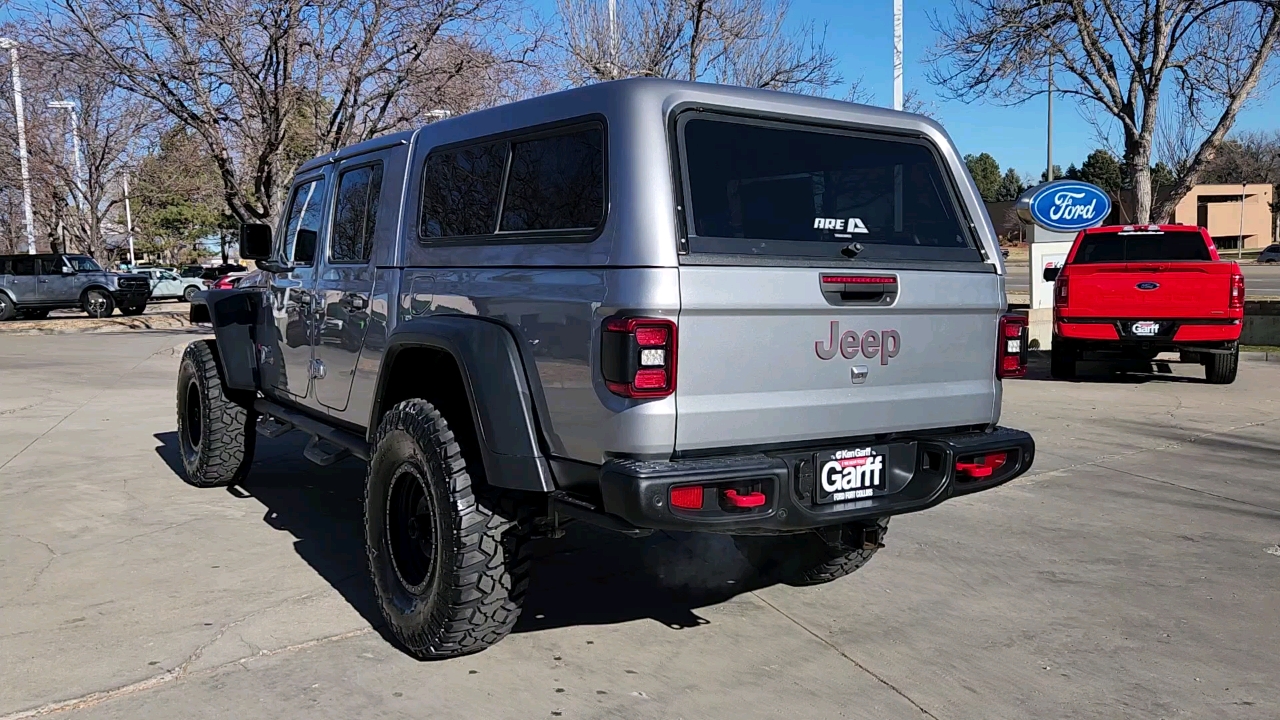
[
  {"left": 0, "top": 590, "right": 371, "bottom": 720},
  {"left": 2, "top": 535, "right": 61, "bottom": 599},
  {"left": 750, "top": 591, "right": 939, "bottom": 719},
  {"left": 112, "top": 518, "right": 201, "bottom": 545},
  {"left": 1013, "top": 416, "right": 1280, "bottom": 486},
  {"left": 174, "top": 589, "right": 322, "bottom": 676},
  {"left": 0, "top": 345, "right": 179, "bottom": 474},
  {"left": 1101, "top": 464, "right": 1280, "bottom": 515}
]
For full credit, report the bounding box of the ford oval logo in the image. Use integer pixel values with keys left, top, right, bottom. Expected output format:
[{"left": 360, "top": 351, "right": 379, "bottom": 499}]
[
  {"left": 1136, "top": 281, "right": 1159, "bottom": 290},
  {"left": 1018, "top": 181, "right": 1112, "bottom": 232}
]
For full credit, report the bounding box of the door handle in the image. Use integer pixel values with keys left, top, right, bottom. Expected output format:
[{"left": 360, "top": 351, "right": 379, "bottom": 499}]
[
  {"left": 38, "top": 279, "right": 49, "bottom": 283},
  {"left": 340, "top": 293, "right": 368, "bottom": 311}
]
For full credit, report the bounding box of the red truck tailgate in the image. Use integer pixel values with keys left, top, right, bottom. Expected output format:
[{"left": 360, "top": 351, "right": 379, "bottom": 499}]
[{"left": 1062, "top": 262, "right": 1234, "bottom": 319}]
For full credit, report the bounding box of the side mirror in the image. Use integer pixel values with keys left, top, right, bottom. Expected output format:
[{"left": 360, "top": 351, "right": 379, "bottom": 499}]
[
  {"left": 61, "top": 265, "right": 76, "bottom": 275},
  {"left": 240, "top": 223, "right": 273, "bottom": 261},
  {"left": 1042, "top": 266, "right": 1061, "bottom": 282}
]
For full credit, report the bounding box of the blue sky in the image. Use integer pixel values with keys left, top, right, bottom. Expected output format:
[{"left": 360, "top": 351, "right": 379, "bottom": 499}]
[
  {"left": 774, "top": 0, "right": 1280, "bottom": 178},
  {"left": 528, "top": 0, "right": 1280, "bottom": 181},
  {"left": 9, "top": 0, "right": 1277, "bottom": 182}
]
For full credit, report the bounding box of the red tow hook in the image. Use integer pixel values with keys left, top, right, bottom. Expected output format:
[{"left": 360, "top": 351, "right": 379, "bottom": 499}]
[
  {"left": 955, "top": 452, "right": 1008, "bottom": 479},
  {"left": 723, "top": 489, "right": 766, "bottom": 508}
]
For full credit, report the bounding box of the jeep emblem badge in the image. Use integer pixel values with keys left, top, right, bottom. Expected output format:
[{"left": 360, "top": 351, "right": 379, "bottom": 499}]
[{"left": 815, "top": 322, "right": 900, "bottom": 365}]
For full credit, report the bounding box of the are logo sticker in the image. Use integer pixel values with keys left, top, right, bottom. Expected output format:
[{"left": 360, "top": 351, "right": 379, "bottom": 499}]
[{"left": 813, "top": 216, "right": 870, "bottom": 238}]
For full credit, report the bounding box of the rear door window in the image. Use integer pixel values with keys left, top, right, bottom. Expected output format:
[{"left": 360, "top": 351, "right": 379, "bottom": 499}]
[
  {"left": 12, "top": 257, "right": 37, "bottom": 276},
  {"left": 1073, "top": 231, "right": 1212, "bottom": 263},
  {"left": 330, "top": 163, "right": 384, "bottom": 263},
  {"left": 679, "top": 114, "right": 980, "bottom": 262}
]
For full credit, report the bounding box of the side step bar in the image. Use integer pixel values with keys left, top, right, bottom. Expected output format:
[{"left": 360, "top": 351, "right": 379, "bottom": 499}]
[
  {"left": 253, "top": 398, "right": 370, "bottom": 462},
  {"left": 548, "top": 491, "right": 652, "bottom": 538}
]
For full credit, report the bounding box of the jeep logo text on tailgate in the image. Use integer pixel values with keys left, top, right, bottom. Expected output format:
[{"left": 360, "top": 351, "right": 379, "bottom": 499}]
[{"left": 815, "top": 322, "right": 901, "bottom": 364}]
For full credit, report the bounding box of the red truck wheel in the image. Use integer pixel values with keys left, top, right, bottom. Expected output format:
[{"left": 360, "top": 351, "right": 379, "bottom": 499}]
[
  {"left": 1205, "top": 347, "right": 1239, "bottom": 385},
  {"left": 1050, "top": 340, "right": 1077, "bottom": 380}
]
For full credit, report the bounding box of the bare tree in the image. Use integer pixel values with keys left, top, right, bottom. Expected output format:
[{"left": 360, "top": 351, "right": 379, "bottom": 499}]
[
  {"left": 925, "top": 0, "right": 1280, "bottom": 223},
  {"left": 38, "top": 65, "right": 157, "bottom": 260},
  {"left": 30, "top": 0, "right": 539, "bottom": 228},
  {"left": 0, "top": 36, "right": 153, "bottom": 259},
  {"left": 555, "top": 0, "right": 840, "bottom": 94}
]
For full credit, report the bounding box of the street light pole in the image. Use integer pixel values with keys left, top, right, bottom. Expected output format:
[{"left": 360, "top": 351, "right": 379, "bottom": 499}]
[
  {"left": 48, "top": 100, "right": 86, "bottom": 211},
  {"left": 893, "top": 0, "right": 903, "bottom": 111},
  {"left": 123, "top": 171, "right": 136, "bottom": 267},
  {"left": 1, "top": 38, "right": 37, "bottom": 255},
  {"left": 1047, "top": 50, "right": 1054, "bottom": 183},
  {"left": 609, "top": 0, "right": 617, "bottom": 78}
]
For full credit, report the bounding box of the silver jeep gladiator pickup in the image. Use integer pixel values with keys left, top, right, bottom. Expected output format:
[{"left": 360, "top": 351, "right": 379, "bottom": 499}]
[{"left": 181, "top": 78, "right": 1035, "bottom": 659}]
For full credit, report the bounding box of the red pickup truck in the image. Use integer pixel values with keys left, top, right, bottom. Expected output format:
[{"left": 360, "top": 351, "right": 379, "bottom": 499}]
[{"left": 1045, "top": 224, "right": 1244, "bottom": 384}]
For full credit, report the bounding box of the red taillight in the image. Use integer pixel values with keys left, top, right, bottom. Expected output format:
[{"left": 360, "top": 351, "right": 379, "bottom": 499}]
[
  {"left": 632, "top": 368, "right": 668, "bottom": 390},
  {"left": 1230, "top": 273, "right": 1245, "bottom": 310},
  {"left": 670, "top": 485, "right": 703, "bottom": 509},
  {"left": 1054, "top": 274, "right": 1069, "bottom": 308},
  {"left": 602, "top": 316, "right": 677, "bottom": 398},
  {"left": 998, "top": 314, "right": 1028, "bottom": 379}
]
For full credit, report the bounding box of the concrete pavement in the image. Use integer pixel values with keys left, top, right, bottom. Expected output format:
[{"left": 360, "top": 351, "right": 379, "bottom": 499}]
[{"left": 1, "top": 331, "right": 1278, "bottom": 719}]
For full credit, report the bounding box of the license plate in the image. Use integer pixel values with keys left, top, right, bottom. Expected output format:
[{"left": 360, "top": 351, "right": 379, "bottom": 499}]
[
  {"left": 1131, "top": 321, "right": 1161, "bottom": 336},
  {"left": 814, "top": 447, "right": 889, "bottom": 504}
]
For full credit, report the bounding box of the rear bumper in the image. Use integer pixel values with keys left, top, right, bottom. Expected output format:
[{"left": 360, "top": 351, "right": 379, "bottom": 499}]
[
  {"left": 599, "top": 426, "right": 1034, "bottom": 533},
  {"left": 1057, "top": 319, "right": 1241, "bottom": 346}
]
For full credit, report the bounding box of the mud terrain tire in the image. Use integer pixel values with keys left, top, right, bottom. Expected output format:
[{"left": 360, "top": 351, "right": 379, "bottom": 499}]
[
  {"left": 365, "top": 399, "right": 532, "bottom": 659},
  {"left": 176, "top": 340, "right": 255, "bottom": 487}
]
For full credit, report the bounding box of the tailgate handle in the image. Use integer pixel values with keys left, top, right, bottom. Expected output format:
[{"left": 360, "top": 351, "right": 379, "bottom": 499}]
[{"left": 820, "top": 274, "right": 898, "bottom": 306}]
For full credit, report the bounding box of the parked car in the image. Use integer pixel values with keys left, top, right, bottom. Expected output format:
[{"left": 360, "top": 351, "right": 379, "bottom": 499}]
[
  {"left": 134, "top": 268, "right": 206, "bottom": 302},
  {"left": 1045, "top": 224, "right": 1244, "bottom": 383},
  {"left": 205, "top": 264, "right": 247, "bottom": 280},
  {"left": 208, "top": 271, "right": 250, "bottom": 290},
  {"left": 0, "top": 253, "right": 150, "bottom": 320},
  {"left": 1256, "top": 244, "right": 1280, "bottom": 263},
  {"left": 180, "top": 78, "right": 1036, "bottom": 659}
]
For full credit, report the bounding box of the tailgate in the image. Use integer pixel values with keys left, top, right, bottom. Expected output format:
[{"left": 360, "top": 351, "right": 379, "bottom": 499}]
[
  {"left": 1065, "top": 263, "right": 1231, "bottom": 319},
  {"left": 675, "top": 267, "right": 1001, "bottom": 451}
]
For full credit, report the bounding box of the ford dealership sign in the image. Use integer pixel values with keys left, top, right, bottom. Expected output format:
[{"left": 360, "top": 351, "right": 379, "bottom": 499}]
[{"left": 1015, "top": 180, "right": 1112, "bottom": 232}]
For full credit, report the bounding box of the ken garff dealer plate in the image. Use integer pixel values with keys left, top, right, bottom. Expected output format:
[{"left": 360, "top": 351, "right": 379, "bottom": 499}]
[{"left": 1016, "top": 180, "right": 1113, "bottom": 233}]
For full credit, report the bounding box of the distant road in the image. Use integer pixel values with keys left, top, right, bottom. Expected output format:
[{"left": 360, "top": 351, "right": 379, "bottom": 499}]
[{"left": 1004, "top": 262, "right": 1280, "bottom": 298}]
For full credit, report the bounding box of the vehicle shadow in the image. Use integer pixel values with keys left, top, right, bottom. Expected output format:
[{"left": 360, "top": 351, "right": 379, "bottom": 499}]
[
  {"left": 1021, "top": 353, "right": 1205, "bottom": 384},
  {"left": 154, "top": 431, "right": 766, "bottom": 654}
]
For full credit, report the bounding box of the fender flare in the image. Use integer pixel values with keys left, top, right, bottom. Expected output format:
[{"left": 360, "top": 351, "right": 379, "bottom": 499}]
[
  {"left": 370, "top": 315, "right": 555, "bottom": 493},
  {"left": 198, "top": 287, "right": 266, "bottom": 392}
]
